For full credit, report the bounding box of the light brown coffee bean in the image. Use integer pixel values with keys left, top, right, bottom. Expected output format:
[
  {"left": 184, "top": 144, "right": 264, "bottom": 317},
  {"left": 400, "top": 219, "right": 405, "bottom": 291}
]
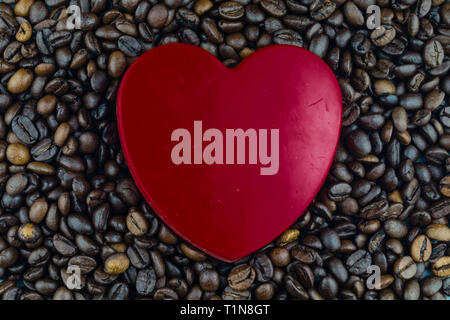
[
  {"left": 194, "top": 0, "right": 213, "bottom": 15},
  {"left": 29, "top": 198, "right": 48, "bottom": 223},
  {"left": 410, "top": 234, "right": 432, "bottom": 262},
  {"left": 14, "top": 0, "right": 34, "bottom": 17},
  {"left": 37, "top": 95, "right": 57, "bottom": 115},
  {"left": 374, "top": 80, "right": 396, "bottom": 96},
  {"left": 6, "top": 143, "right": 30, "bottom": 165},
  {"left": 393, "top": 256, "right": 417, "bottom": 279},
  {"left": 54, "top": 122, "right": 71, "bottom": 147},
  {"left": 27, "top": 161, "right": 55, "bottom": 175},
  {"left": 7, "top": 68, "right": 34, "bottom": 94},
  {"left": 426, "top": 224, "right": 450, "bottom": 241},
  {"left": 432, "top": 256, "right": 450, "bottom": 277},
  {"left": 16, "top": 21, "right": 32, "bottom": 42},
  {"left": 104, "top": 253, "right": 130, "bottom": 275},
  {"left": 107, "top": 51, "right": 127, "bottom": 78}
]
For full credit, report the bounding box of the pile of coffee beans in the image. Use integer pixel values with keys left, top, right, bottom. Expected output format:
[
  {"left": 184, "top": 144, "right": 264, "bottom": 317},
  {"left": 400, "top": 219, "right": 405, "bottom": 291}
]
[{"left": 0, "top": 0, "right": 449, "bottom": 300}]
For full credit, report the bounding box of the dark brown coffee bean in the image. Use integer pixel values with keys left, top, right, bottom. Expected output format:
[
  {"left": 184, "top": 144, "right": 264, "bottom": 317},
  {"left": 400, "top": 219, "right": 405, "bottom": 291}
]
[
  {"left": 346, "top": 250, "right": 371, "bottom": 275},
  {"left": 345, "top": 130, "right": 371, "bottom": 157}
]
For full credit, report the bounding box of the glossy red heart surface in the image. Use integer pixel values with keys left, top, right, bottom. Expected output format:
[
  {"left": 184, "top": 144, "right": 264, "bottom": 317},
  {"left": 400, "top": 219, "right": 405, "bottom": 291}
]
[{"left": 117, "top": 43, "right": 342, "bottom": 262}]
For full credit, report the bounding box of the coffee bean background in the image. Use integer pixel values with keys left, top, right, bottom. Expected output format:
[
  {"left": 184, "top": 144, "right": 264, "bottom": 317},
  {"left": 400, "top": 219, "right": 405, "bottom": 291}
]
[{"left": 0, "top": 0, "right": 449, "bottom": 300}]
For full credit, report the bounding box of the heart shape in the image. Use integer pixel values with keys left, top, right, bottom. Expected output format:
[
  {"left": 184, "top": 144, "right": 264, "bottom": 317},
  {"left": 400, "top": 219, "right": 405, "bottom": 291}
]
[{"left": 117, "top": 43, "right": 342, "bottom": 262}]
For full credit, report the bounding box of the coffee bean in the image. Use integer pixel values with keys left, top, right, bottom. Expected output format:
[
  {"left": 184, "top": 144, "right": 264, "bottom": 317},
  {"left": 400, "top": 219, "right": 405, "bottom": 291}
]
[
  {"left": 136, "top": 268, "right": 156, "bottom": 295},
  {"left": 53, "top": 234, "right": 77, "bottom": 256},
  {"left": 410, "top": 234, "right": 432, "bottom": 262},
  {"left": 260, "top": 0, "right": 287, "bottom": 17},
  {"left": 68, "top": 255, "right": 97, "bottom": 274},
  {"left": 105, "top": 253, "right": 130, "bottom": 275},
  {"left": 320, "top": 228, "right": 341, "bottom": 252},
  {"left": 29, "top": 198, "right": 48, "bottom": 223},
  {"left": 293, "top": 263, "right": 315, "bottom": 288},
  {"left": 350, "top": 134, "right": 374, "bottom": 160},
  {"left": 421, "top": 276, "right": 442, "bottom": 297},
  {"left": 430, "top": 199, "right": 450, "bottom": 218},
  {"left": 432, "top": 256, "right": 450, "bottom": 277},
  {"left": 426, "top": 224, "right": 450, "bottom": 242},
  {"left": 251, "top": 252, "right": 274, "bottom": 282},
  {"left": 404, "top": 279, "right": 420, "bottom": 300},
  {"left": 346, "top": 250, "right": 371, "bottom": 275},
  {"left": 118, "top": 35, "right": 142, "bottom": 57},
  {"left": 222, "top": 286, "right": 250, "bottom": 300},
  {"left": 0, "top": 247, "right": 18, "bottom": 267},
  {"left": 394, "top": 256, "right": 417, "bottom": 280},
  {"left": 180, "top": 243, "right": 206, "bottom": 262},
  {"left": 254, "top": 283, "right": 274, "bottom": 300},
  {"left": 126, "top": 207, "right": 148, "bottom": 236},
  {"left": 227, "top": 265, "right": 255, "bottom": 290},
  {"left": 384, "top": 219, "right": 408, "bottom": 239},
  {"left": 30, "top": 138, "right": 57, "bottom": 161},
  {"left": 392, "top": 107, "right": 408, "bottom": 132},
  {"left": 424, "top": 40, "right": 444, "bottom": 68},
  {"left": 273, "top": 29, "right": 303, "bottom": 47},
  {"left": 7, "top": 68, "right": 33, "bottom": 94},
  {"left": 6, "top": 143, "right": 30, "bottom": 165},
  {"left": 370, "top": 25, "right": 395, "bottom": 47},
  {"left": 270, "top": 247, "right": 290, "bottom": 267},
  {"left": 284, "top": 274, "right": 308, "bottom": 299}
]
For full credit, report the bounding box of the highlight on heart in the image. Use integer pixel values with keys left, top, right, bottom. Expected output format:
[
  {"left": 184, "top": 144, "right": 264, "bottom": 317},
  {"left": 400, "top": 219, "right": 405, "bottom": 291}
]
[{"left": 170, "top": 121, "right": 280, "bottom": 176}]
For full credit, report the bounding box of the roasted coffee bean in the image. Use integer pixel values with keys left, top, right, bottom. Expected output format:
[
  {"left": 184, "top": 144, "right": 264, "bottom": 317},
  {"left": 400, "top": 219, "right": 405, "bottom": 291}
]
[
  {"left": 432, "top": 256, "right": 450, "bottom": 277},
  {"left": 30, "top": 139, "right": 57, "bottom": 162},
  {"left": 68, "top": 255, "right": 97, "bottom": 274},
  {"left": 136, "top": 267, "right": 156, "bottom": 295},
  {"left": 426, "top": 224, "right": 450, "bottom": 242},
  {"left": 284, "top": 274, "right": 308, "bottom": 299},
  {"left": 421, "top": 276, "right": 442, "bottom": 297},
  {"left": 320, "top": 228, "right": 341, "bottom": 252},
  {"left": 291, "top": 245, "right": 316, "bottom": 264},
  {"left": 345, "top": 130, "right": 371, "bottom": 157},
  {"left": 52, "top": 234, "right": 77, "bottom": 257},
  {"left": 0, "top": 247, "right": 18, "bottom": 267},
  {"left": 424, "top": 40, "right": 444, "bottom": 68},
  {"left": 118, "top": 36, "right": 142, "bottom": 57},
  {"left": 270, "top": 247, "right": 291, "bottom": 267},
  {"left": 126, "top": 208, "right": 148, "bottom": 236},
  {"left": 226, "top": 264, "right": 255, "bottom": 291},
  {"left": 410, "top": 235, "right": 432, "bottom": 262},
  {"left": 222, "top": 286, "right": 250, "bottom": 300},
  {"left": 11, "top": 116, "right": 38, "bottom": 145},
  {"left": 251, "top": 253, "right": 274, "bottom": 282},
  {"left": 346, "top": 250, "right": 371, "bottom": 275},
  {"left": 105, "top": 253, "right": 130, "bottom": 275},
  {"left": 394, "top": 256, "right": 417, "bottom": 280}
]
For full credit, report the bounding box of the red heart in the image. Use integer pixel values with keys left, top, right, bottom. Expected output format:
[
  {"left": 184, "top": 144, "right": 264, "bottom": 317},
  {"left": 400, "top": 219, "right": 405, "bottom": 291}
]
[{"left": 117, "top": 43, "right": 342, "bottom": 262}]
